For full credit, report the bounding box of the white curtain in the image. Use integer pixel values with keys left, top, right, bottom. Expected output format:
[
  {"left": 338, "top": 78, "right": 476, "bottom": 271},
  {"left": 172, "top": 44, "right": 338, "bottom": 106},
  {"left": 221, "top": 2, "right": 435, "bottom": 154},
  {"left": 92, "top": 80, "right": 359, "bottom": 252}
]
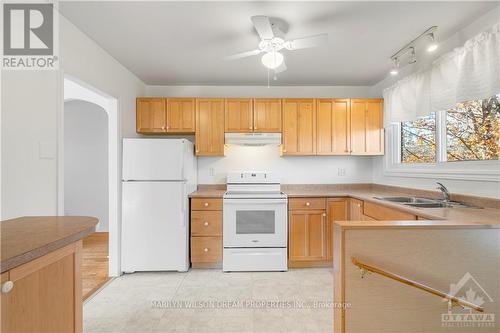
[{"left": 384, "top": 23, "right": 500, "bottom": 125}]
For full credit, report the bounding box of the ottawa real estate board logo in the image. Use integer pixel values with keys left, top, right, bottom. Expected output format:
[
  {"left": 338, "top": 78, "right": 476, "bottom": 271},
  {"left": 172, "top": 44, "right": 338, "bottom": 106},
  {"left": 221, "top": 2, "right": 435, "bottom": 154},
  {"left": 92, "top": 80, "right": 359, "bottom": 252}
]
[{"left": 2, "top": 2, "right": 58, "bottom": 70}]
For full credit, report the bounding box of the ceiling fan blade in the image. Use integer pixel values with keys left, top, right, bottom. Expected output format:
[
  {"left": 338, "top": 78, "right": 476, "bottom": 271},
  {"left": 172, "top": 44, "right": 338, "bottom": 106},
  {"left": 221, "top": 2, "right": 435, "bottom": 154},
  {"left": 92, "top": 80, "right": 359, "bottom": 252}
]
[
  {"left": 285, "top": 33, "right": 328, "bottom": 50},
  {"left": 251, "top": 15, "right": 275, "bottom": 40},
  {"left": 225, "top": 49, "right": 262, "bottom": 60},
  {"left": 274, "top": 61, "right": 287, "bottom": 73}
]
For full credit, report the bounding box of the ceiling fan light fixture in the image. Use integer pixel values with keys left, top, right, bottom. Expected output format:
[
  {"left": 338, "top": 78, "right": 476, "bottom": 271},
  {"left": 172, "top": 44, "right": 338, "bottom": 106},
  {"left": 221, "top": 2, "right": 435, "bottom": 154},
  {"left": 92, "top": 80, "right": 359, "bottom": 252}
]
[{"left": 261, "top": 51, "right": 284, "bottom": 69}]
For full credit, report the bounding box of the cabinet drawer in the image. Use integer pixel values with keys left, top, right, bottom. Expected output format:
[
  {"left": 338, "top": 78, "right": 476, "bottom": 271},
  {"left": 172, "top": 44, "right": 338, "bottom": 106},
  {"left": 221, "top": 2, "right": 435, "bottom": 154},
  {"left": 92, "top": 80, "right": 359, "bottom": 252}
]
[
  {"left": 191, "top": 237, "right": 222, "bottom": 263},
  {"left": 191, "top": 198, "right": 222, "bottom": 211},
  {"left": 364, "top": 201, "right": 417, "bottom": 221},
  {"left": 289, "top": 198, "right": 326, "bottom": 210},
  {"left": 191, "top": 211, "right": 222, "bottom": 236}
]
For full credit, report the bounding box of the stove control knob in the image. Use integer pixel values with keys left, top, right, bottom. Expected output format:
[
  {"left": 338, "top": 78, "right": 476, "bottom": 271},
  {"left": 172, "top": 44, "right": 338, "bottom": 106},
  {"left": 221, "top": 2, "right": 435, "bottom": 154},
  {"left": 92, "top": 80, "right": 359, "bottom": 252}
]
[
  {"left": 306, "top": 202, "right": 310, "bottom": 206},
  {"left": 204, "top": 221, "right": 209, "bottom": 226},
  {"left": 204, "top": 202, "right": 209, "bottom": 207},
  {"left": 203, "top": 248, "right": 209, "bottom": 252}
]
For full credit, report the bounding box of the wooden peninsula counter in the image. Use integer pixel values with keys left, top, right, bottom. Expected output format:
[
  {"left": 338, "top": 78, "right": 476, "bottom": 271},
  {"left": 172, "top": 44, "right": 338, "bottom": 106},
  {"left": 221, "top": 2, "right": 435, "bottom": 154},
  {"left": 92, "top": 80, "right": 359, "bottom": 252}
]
[{"left": 1, "top": 216, "right": 98, "bottom": 333}]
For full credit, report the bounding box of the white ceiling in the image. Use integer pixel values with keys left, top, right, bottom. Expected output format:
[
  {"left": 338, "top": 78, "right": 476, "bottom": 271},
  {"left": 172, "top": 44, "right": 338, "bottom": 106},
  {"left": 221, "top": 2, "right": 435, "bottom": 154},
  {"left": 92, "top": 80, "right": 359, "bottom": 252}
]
[{"left": 59, "top": 1, "right": 498, "bottom": 86}]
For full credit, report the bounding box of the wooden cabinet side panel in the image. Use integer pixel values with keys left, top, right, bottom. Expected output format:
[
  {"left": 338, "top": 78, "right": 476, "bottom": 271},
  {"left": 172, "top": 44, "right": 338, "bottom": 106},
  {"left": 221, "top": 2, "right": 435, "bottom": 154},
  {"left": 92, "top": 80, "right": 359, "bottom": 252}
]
[
  {"left": 365, "top": 100, "right": 384, "bottom": 155},
  {"left": 1, "top": 243, "right": 80, "bottom": 333},
  {"left": 327, "top": 199, "right": 348, "bottom": 261}
]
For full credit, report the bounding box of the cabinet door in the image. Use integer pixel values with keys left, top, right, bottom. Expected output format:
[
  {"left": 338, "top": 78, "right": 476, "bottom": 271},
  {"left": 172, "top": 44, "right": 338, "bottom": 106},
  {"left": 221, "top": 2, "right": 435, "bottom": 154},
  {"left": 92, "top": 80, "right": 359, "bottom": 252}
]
[
  {"left": 327, "top": 199, "right": 347, "bottom": 261},
  {"left": 365, "top": 99, "right": 384, "bottom": 155},
  {"left": 195, "top": 99, "right": 225, "bottom": 156},
  {"left": 1, "top": 242, "right": 81, "bottom": 333},
  {"left": 289, "top": 210, "right": 327, "bottom": 261},
  {"left": 136, "top": 98, "right": 167, "bottom": 133},
  {"left": 350, "top": 99, "right": 384, "bottom": 155},
  {"left": 350, "top": 99, "right": 367, "bottom": 154},
  {"left": 282, "top": 99, "right": 316, "bottom": 155},
  {"left": 349, "top": 198, "right": 363, "bottom": 221},
  {"left": 317, "top": 99, "right": 351, "bottom": 155},
  {"left": 253, "top": 99, "right": 282, "bottom": 132},
  {"left": 166, "top": 98, "right": 195, "bottom": 133},
  {"left": 225, "top": 99, "right": 253, "bottom": 132}
]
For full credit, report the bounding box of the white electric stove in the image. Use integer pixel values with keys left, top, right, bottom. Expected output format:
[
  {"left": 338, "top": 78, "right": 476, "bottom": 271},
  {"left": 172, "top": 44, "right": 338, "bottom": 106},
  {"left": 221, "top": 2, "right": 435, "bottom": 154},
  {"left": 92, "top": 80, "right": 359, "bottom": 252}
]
[{"left": 223, "top": 172, "right": 288, "bottom": 272}]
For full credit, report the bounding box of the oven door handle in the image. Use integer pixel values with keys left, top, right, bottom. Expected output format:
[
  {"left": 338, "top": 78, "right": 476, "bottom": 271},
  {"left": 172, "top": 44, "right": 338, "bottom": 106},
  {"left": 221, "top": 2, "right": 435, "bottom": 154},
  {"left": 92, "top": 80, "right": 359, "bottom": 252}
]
[{"left": 223, "top": 199, "right": 287, "bottom": 205}]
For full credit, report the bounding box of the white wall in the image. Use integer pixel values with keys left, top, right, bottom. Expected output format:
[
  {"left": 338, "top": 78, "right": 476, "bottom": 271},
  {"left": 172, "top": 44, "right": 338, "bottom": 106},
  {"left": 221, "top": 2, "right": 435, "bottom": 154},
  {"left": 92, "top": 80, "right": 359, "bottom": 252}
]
[
  {"left": 198, "top": 145, "right": 373, "bottom": 184},
  {"left": 1, "top": 13, "right": 146, "bottom": 219},
  {"left": 370, "top": 6, "right": 500, "bottom": 198},
  {"left": 64, "top": 100, "right": 109, "bottom": 231}
]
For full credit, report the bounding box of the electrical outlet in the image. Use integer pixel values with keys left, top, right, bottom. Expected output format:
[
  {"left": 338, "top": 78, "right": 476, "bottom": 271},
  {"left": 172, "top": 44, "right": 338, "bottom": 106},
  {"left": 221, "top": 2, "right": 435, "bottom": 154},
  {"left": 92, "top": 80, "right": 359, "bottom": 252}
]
[
  {"left": 337, "top": 168, "right": 346, "bottom": 176},
  {"left": 209, "top": 168, "right": 215, "bottom": 176}
]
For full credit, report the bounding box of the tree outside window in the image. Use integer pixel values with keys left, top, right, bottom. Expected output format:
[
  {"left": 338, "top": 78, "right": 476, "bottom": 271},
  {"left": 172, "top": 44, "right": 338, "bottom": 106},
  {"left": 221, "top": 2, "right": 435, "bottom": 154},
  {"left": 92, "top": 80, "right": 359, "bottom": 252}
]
[
  {"left": 446, "top": 95, "right": 499, "bottom": 161},
  {"left": 401, "top": 114, "right": 436, "bottom": 163}
]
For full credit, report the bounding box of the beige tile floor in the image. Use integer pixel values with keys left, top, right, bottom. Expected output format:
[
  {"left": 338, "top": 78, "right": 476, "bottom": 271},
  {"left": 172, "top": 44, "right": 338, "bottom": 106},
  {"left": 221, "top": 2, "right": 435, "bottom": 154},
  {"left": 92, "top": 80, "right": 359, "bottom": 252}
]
[{"left": 84, "top": 268, "right": 333, "bottom": 333}]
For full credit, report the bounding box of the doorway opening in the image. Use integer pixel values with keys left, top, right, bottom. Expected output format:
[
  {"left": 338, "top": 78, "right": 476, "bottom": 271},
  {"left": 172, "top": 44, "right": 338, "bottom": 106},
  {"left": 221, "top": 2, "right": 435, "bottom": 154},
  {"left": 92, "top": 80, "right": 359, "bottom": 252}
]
[{"left": 60, "top": 76, "right": 120, "bottom": 299}]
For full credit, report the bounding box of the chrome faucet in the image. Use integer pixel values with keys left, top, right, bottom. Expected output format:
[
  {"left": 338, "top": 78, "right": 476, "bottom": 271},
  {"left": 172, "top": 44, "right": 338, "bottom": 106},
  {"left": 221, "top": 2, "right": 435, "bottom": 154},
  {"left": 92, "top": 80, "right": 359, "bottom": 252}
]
[{"left": 436, "top": 182, "right": 451, "bottom": 202}]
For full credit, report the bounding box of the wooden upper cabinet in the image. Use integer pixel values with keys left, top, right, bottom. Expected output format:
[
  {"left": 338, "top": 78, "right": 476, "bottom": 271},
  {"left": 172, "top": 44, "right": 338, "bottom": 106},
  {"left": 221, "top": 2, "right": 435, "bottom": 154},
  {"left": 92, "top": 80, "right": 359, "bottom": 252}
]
[
  {"left": 350, "top": 99, "right": 384, "bottom": 155},
  {"left": 136, "top": 98, "right": 167, "bottom": 134},
  {"left": 282, "top": 99, "right": 316, "bottom": 155},
  {"left": 166, "top": 98, "right": 195, "bottom": 133},
  {"left": 316, "top": 99, "right": 351, "bottom": 155},
  {"left": 195, "top": 99, "right": 225, "bottom": 156},
  {"left": 253, "top": 99, "right": 282, "bottom": 132},
  {"left": 224, "top": 99, "right": 253, "bottom": 132}
]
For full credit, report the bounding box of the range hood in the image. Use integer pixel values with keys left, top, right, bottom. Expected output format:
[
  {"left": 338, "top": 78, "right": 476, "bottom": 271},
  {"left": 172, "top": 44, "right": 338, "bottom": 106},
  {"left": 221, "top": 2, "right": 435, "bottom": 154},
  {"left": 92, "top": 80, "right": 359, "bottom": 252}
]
[{"left": 225, "top": 133, "right": 282, "bottom": 146}]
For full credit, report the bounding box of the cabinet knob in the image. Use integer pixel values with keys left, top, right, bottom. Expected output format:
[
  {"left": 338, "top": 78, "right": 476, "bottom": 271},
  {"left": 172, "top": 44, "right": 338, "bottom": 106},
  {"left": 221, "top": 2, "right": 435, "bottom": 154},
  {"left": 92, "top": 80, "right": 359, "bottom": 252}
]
[
  {"left": 161, "top": 126, "right": 166, "bottom": 130},
  {"left": 249, "top": 126, "right": 253, "bottom": 130},
  {"left": 204, "top": 221, "right": 209, "bottom": 226},
  {"left": 282, "top": 149, "right": 287, "bottom": 153},
  {"left": 1, "top": 281, "right": 14, "bottom": 294},
  {"left": 254, "top": 127, "right": 258, "bottom": 130},
  {"left": 196, "top": 149, "right": 199, "bottom": 153},
  {"left": 322, "top": 213, "right": 327, "bottom": 217},
  {"left": 203, "top": 248, "right": 209, "bottom": 252},
  {"left": 204, "top": 202, "right": 209, "bottom": 207},
  {"left": 305, "top": 202, "right": 310, "bottom": 206}
]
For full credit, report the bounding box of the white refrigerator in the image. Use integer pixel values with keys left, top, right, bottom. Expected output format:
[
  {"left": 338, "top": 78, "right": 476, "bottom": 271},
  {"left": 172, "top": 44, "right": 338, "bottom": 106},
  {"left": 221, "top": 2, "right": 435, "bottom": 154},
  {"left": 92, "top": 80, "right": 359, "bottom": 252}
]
[{"left": 121, "top": 138, "right": 197, "bottom": 272}]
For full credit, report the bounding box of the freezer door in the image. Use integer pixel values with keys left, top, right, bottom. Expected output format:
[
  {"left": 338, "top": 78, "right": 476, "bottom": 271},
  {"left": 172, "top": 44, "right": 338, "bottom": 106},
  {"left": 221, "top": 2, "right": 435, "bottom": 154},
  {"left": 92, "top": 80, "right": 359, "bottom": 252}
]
[
  {"left": 121, "top": 181, "right": 188, "bottom": 272},
  {"left": 123, "top": 138, "right": 190, "bottom": 181}
]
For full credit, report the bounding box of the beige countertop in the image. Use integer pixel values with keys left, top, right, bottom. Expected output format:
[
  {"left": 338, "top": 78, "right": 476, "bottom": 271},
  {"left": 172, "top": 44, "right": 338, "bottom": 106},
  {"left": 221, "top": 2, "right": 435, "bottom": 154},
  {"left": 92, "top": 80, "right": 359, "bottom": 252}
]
[
  {"left": 1, "top": 216, "right": 98, "bottom": 273},
  {"left": 189, "top": 184, "right": 500, "bottom": 223}
]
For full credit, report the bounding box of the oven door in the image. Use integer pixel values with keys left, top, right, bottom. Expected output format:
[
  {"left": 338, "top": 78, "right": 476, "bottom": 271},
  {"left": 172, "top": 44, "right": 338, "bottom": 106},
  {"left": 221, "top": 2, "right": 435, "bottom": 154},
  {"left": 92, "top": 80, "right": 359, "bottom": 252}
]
[{"left": 223, "top": 198, "right": 287, "bottom": 248}]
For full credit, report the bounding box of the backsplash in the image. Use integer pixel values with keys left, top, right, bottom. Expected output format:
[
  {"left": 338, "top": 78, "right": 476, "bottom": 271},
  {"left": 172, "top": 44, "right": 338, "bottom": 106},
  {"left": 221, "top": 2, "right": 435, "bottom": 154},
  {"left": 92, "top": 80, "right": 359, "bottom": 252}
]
[{"left": 197, "top": 145, "right": 374, "bottom": 184}]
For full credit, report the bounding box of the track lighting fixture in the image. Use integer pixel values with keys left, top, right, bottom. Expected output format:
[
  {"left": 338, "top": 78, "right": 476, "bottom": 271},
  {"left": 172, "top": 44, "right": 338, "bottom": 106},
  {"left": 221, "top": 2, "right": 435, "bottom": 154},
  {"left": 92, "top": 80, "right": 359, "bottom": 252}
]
[
  {"left": 389, "top": 26, "right": 438, "bottom": 76},
  {"left": 409, "top": 47, "right": 417, "bottom": 64},
  {"left": 427, "top": 33, "right": 438, "bottom": 52},
  {"left": 390, "top": 58, "right": 399, "bottom": 76}
]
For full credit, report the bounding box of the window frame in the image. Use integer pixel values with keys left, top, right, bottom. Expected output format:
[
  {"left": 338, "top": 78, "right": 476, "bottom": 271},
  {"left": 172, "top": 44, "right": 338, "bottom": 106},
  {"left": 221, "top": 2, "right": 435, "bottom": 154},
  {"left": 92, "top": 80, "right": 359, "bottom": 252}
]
[{"left": 384, "top": 111, "right": 500, "bottom": 182}]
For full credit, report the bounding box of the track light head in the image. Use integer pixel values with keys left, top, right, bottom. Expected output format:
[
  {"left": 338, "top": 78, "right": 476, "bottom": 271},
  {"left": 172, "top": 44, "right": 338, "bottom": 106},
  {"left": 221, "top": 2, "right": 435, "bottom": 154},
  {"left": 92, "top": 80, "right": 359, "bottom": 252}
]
[
  {"left": 427, "top": 33, "right": 438, "bottom": 52},
  {"left": 409, "top": 47, "right": 417, "bottom": 64},
  {"left": 390, "top": 58, "right": 399, "bottom": 76}
]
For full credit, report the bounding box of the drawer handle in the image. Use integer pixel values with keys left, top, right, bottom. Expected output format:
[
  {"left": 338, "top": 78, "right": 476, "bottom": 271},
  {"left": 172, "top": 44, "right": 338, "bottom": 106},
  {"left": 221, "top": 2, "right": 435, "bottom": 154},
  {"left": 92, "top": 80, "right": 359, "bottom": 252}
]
[
  {"left": 203, "top": 248, "right": 209, "bottom": 252},
  {"left": 305, "top": 202, "right": 310, "bottom": 206},
  {"left": 204, "top": 202, "right": 209, "bottom": 207},
  {"left": 204, "top": 221, "right": 209, "bottom": 226},
  {"left": 1, "top": 281, "right": 14, "bottom": 294}
]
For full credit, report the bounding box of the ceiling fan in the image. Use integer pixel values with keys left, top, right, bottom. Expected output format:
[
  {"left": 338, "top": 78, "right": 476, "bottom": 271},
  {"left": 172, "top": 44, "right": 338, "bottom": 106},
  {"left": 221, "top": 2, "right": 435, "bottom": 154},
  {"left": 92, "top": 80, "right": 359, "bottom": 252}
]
[{"left": 226, "top": 16, "right": 328, "bottom": 74}]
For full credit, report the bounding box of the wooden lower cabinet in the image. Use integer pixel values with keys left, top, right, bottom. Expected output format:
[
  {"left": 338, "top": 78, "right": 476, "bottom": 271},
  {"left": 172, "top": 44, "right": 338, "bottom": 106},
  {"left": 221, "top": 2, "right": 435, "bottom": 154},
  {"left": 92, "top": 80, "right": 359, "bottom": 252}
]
[
  {"left": 190, "top": 198, "right": 223, "bottom": 268},
  {"left": 288, "top": 197, "right": 330, "bottom": 267},
  {"left": 1, "top": 242, "right": 83, "bottom": 333},
  {"left": 327, "top": 199, "right": 348, "bottom": 261},
  {"left": 363, "top": 201, "right": 416, "bottom": 220},
  {"left": 349, "top": 198, "right": 364, "bottom": 220}
]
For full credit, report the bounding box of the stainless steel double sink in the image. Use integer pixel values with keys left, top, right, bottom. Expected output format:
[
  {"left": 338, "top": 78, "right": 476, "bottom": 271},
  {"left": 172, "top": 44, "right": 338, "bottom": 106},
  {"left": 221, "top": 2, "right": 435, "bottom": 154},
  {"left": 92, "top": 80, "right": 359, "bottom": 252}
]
[{"left": 375, "top": 196, "right": 480, "bottom": 209}]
